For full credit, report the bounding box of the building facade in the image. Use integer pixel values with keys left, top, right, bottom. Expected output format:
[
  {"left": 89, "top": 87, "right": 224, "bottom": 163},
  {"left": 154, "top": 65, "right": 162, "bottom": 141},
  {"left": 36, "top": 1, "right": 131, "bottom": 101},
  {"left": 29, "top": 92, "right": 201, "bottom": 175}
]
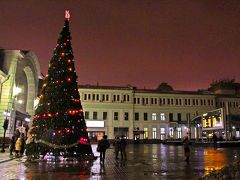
[
  {"left": 0, "top": 49, "right": 40, "bottom": 139},
  {"left": 79, "top": 83, "right": 240, "bottom": 141}
]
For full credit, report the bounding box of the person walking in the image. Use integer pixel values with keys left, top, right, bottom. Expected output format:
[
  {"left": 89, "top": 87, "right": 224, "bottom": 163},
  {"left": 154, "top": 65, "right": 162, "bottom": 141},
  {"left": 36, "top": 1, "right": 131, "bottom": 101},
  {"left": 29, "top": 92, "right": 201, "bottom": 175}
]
[
  {"left": 20, "top": 133, "right": 25, "bottom": 156},
  {"left": 14, "top": 129, "right": 20, "bottom": 142},
  {"left": 212, "top": 133, "right": 218, "bottom": 148},
  {"left": 9, "top": 136, "right": 15, "bottom": 156},
  {"left": 113, "top": 136, "right": 120, "bottom": 159},
  {"left": 97, "top": 135, "right": 110, "bottom": 165},
  {"left": 15, "top": 137, "right": 22, "bottom": 158},
  {"left": 120, "top": 135, "right": 127, "bottom": 160},
  {"left": 183, "top": 133, "right": 190, "bottom": 163}
]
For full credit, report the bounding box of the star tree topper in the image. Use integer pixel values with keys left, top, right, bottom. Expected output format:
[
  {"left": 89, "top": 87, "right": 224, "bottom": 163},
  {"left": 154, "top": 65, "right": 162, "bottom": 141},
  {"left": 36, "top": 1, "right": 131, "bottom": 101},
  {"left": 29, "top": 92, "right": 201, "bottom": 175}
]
[{"left": 65, "top": 10, "right": 70, "bottom": 20}]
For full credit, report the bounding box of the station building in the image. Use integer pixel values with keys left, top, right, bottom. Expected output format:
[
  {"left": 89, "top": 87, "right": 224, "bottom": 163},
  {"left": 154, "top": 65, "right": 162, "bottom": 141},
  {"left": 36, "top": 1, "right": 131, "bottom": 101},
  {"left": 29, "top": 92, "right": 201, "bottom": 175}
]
[
  {"left": 79, "top": 81, "right": 240, "bottom": 141},
  {"left": 0, "top": 49, "right": 40, "bottom": 139}
]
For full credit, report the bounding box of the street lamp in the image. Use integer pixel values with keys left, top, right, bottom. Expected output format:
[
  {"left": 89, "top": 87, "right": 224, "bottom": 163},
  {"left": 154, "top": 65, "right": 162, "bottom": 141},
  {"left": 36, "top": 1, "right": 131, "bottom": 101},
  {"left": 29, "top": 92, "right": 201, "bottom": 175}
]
[{"left": 1, "top": 110, "right": 11, "bottom": 152}]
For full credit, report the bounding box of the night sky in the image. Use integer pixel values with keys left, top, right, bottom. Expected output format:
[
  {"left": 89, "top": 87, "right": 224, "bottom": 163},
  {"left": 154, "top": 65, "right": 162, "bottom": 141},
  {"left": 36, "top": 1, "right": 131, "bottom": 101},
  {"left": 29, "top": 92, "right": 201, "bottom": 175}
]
[{"left": 1, "top": 0, "right": 240, "bottom": 91}]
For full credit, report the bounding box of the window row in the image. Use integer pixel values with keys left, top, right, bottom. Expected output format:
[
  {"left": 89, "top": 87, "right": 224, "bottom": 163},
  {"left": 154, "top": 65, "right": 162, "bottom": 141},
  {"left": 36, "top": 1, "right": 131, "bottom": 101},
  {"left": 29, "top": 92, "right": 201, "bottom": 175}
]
[
  {"left": 85, "top": 111, "right": 187, "bottom": 122},
  {"left": 217, "top": 101, "right": 240, "bottom": 108},
  {"left": 143, "top": 127, "right": 183, "bottom": 139},
  {"left": 82, "top": 93, "right": 215, "bottom": 107},
  {"left": 134, "top": 97, "right": 214, "bottom": 106},
  {"left": 83, "top": 93, "right": 130, "bottom": 102}
]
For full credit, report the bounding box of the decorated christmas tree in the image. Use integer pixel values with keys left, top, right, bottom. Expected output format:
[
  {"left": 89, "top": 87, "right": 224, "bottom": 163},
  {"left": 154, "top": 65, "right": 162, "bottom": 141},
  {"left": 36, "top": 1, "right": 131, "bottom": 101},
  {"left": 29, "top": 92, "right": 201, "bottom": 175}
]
[{"left": 27, "top": 11, "right": 93, "bottom": 159}]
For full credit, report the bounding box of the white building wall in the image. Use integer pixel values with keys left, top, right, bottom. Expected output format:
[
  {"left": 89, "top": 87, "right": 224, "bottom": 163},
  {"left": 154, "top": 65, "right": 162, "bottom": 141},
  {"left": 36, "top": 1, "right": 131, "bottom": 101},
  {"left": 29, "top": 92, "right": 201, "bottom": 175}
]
[{"left": 79, "top": 85, "right": 240, "bottom": 140}]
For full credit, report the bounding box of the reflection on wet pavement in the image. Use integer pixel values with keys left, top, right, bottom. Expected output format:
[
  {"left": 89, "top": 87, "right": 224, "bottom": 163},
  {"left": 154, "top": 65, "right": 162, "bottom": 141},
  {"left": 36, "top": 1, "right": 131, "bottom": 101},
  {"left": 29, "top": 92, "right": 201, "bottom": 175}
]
[{"left": 1, "top": 144, "right": 240, "bottom": 179}]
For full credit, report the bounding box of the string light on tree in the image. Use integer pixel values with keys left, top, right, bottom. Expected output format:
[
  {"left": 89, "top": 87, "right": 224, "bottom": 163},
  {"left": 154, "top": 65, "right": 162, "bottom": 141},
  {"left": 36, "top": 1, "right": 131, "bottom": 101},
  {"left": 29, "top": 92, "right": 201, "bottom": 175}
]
[{"left": 27, "top": 10, "right": 93, "bottom": 160}]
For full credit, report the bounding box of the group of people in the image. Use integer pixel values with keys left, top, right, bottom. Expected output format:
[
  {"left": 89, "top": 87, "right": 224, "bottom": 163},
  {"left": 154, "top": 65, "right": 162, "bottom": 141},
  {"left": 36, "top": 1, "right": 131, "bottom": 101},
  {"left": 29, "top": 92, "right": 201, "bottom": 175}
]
[
  {"left": 113, "top": 135, "right": 127, "bottom": 160},
  {"left": 9, "top": 129, "right": 26, "bottom": 157},
  {"left": 98, "top": 132, "right": 224, "bottom": 165},
  {"left": 97, "top": 135, "right": 127, "bottom": 165}
]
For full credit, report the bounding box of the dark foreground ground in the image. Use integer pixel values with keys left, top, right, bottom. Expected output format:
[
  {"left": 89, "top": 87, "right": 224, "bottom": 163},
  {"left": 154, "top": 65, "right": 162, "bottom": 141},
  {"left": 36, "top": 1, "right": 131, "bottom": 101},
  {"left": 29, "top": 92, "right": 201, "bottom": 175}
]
[{"left": 0, "top": 144, "right": 240, "bottom": 180}]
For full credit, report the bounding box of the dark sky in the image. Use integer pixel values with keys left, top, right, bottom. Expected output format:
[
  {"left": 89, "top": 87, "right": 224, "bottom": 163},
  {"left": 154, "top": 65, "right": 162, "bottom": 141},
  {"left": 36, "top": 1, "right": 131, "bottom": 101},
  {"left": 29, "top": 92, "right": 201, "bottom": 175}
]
[{"left": 1, "top": 0, "right": 240, "bottom": 90}]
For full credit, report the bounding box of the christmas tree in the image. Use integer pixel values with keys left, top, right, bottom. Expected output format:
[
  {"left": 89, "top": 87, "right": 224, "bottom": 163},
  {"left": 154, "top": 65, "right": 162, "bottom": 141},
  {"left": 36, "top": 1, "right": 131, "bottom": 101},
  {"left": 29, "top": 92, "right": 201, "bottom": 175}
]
[{"left": 27, "top": 11, "right": 93, "bottom": 159}]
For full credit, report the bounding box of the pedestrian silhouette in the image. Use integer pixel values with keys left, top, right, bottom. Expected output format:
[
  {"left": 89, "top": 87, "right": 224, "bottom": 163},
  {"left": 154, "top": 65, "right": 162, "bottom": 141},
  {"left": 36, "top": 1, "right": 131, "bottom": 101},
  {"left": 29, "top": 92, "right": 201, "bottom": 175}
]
[
  {"left": 212, "top": 133, "right": 218, "bottom": 148},
  {"left": 9, "top": 136, "right": 15, "bottom": 156},
  {"left": 183, "top": 133, "right": 190, "bottom": 163},
  {"left": 14, "top": 129, "right": 20, "bottom": 141},
  {"left": 20, "top": 133, "right": 25, "bottom": 156},
  {"left": 120, "top": 135, "right": 127, "bottom": 160},
  {"left": 15, "top": 137, "right": 22, "bottom": 157},
  {"left": 97, "top": 135, "right": 110, "bottom": 165},
  {"left": 113, "top": 136, "right": 120, "bottom": 159}
]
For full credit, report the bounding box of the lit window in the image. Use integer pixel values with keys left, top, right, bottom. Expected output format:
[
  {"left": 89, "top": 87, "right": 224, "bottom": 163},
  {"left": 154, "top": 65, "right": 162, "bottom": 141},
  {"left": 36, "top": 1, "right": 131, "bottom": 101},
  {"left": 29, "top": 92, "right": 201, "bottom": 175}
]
[
  {"left": 169, "top": 128, "right": 173, "bottom": 138},
  {"left": 144, "top": 128, "right": 148, "bottom": 139},
  {"left": 160, "top": 128, "right": 165, "bottom": 134},
  {"left": 160, "top": 113, "right": 165, "bottom": 121},
  {"left": 177, "top": 128, "right": 182, "bottom": 139},
  {"left": 152, "top": 128, "right": 157, "bottom": 139},
  {"left": 152, "top": 113, "right": 157, "bottom": 120},
  {"left": 160, "top": 128, "right": 166, "bottom": 140}
]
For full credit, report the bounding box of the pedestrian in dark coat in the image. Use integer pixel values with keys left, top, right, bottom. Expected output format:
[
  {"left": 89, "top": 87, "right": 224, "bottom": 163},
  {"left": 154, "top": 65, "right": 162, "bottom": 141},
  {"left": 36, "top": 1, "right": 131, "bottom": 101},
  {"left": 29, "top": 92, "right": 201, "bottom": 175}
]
[
  {"left": 97, "top": 135, "right": 110, "bottom": 165},
  {"left": 183, "top": 134, "right": 190, "bottom": 163},
  {"left": 14, "top": 129, "right": 20, "bottom": 141},
  {"left": 20, "top": 133, "right": 25, "bottom": 156},
  {"left": 113, "top": 136, "right": 120, "bottom": 159},
  {"left": 9, "top": 136, "right": 15, "bottom": 156},
  {"left": 212, "top": 133, "right": 218, "bottom": 148},
  {"left": 120, "top": 135, "right": 127, "bottom": 160}
]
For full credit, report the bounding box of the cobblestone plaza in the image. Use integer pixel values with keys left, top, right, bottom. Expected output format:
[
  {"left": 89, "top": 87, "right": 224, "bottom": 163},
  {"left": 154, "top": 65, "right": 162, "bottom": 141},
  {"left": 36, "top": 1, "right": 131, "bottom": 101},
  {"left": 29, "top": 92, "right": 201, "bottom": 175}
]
[{"left": 0, "top": 144, "right": 239, "bottom": 179}]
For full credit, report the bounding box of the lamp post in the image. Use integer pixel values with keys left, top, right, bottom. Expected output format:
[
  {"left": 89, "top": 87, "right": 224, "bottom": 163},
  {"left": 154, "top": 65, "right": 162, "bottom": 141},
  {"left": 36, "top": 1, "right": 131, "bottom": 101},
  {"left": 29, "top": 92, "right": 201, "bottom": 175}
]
[{"left": 1, "top": 110, "right": 10, "bottom": 152}]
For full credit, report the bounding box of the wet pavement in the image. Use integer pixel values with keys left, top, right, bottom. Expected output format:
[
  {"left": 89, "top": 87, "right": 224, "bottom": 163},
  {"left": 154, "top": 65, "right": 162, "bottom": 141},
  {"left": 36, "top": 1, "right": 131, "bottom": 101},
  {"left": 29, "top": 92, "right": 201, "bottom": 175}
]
[{"left": 0, "top": 144, "right": 240, "bottom": 179}]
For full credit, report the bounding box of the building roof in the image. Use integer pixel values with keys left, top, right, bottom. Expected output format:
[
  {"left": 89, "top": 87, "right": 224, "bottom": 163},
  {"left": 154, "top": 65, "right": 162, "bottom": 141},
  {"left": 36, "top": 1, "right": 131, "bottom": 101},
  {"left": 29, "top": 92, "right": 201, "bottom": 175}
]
[{"left": 78, "top": 84, "right": 215, "bottom": 96}]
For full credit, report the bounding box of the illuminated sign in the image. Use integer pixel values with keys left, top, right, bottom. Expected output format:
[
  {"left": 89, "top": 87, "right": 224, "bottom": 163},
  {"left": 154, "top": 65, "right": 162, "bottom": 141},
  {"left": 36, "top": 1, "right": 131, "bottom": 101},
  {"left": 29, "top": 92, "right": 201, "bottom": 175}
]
[
  {"left": 86, "top": 120, "right": 104, "bottom": 128},
  {"left": 202, "top": 108, "right": 224, "bottom": 130}
]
